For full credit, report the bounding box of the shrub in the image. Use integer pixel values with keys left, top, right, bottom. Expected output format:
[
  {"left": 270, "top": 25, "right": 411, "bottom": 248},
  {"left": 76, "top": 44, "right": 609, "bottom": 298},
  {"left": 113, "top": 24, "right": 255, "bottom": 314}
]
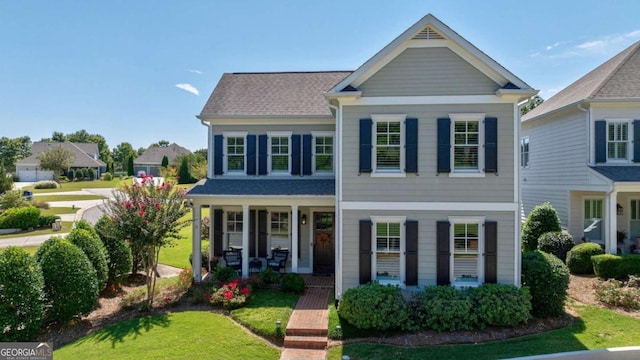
[
  {"left": 258, "top": 267, "right": 281, "bottom": 285},
  {"left": 247, "top": 274, "right": 265, "bottom": 290},
  {"left": 566, "top": 242, "right": 604, "bottom": 274},
  {"left": 538, "top": 231, "right": 574, "bottom": 262},
  {"left": 88, "top": 168, "right": 96, "bottom": 180},
  {"left": 214, "top": 266, "right": 240, "bottom": 283},
  {"left": 0, "top": 190, "right": 28, "bottom": 210},
  {"left": 521, "top": 202, "right": 562, "bottom": 251},
  {"left": 176, "top": 268, "right": 194, "bottom": 293},
  {"left": 38, "top": 240, "right": 99, "bottom": 323},
  {"left": 209, "top": 279, "right": 251, "bottom": 309},
  {"left": 101, "top": 172, "right": 112, "bottom": 181},
  {"left": 35, "top": 236, "right": 66, "bottom": 263},
  {"left": 280, "top": 273, "right": 305, "bottom": 294},
  {"left": 338, "top": 283, "right": 407, "bottom": 330},
  {"left": 94, "top": 215, "right": 132, "bottom": 282},
  {"left": 66, "top": 228, "right": 109, "bottom": 291},
  {"left": 37, "top": 215, "right": 59, "bottom": 228},
  {"left": 594, "top": 276, "right": 640, "bottom": 310},
  {"left": 521, "top": 250, "right": 570, "bottom": 317},
  {"left": 67, "top": 169, "right": 75, "bottom": 182},
  {"left": 417, "top": 286, "right": 476, "bottom": 331},
  {"left": 75, "top": 219, "right": 99, "bottom": 237},
  {"left": 57, "top": 176, "right": 68, "bottom": 182},
  {"left": 33, "top": 180, "right": 59, "bottom": 189},
  {"left": 592, "top": 254, "right": 640, "bottom": 279},
  {"left": 30, "top": 199, "right": 50, "bottom": 209},
  {"left": 0, "top": 247, "right": 45, "bottom": 341},
  {"left": 76, "top": 168, "right": 86, "bottom": 180},
  {"left": 472, "top": 284, "right": 531, "bottom": 328},
  {"left": 0, "top": 206, "right": 40, "bottom": 229}
]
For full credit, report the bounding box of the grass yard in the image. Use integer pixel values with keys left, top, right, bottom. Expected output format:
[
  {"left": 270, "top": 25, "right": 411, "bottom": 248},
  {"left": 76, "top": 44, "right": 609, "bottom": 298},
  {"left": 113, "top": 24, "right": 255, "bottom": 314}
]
[
  {"left": 23, "top": 179, "right": 126, "bottom": 193},
  {"left": 0, "top": 245, "right": 39, "bottom": 255},
  {"left": 157, "top": 208, "right": 207, "bottom": 269},
  {"left": 35, "top": 194, "right": 105, "bottom": 202},
  {"left": 327, "top": 301, "right": 640, "bottom": 360},
  {"left": 0, "top": 221, "right": 72, "bottom": 239},
  {"left": 39, "top": 207, "right": 79, "bottom": 216},
  {"left": 54, "top": 311, "right": 280, "bottom": 360},
  {"left": 231, "top": 289, "right": 299, "bottom": 340}
]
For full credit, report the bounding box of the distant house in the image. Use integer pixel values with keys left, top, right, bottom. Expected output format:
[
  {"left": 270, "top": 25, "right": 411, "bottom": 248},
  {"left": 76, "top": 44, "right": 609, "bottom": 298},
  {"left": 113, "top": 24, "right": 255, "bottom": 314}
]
[
  {"left": 134, "top": 143, "right": 191, "bottom": 177},
  {"left": 16, "top": 141, "right": 106, "bottom": 181}
]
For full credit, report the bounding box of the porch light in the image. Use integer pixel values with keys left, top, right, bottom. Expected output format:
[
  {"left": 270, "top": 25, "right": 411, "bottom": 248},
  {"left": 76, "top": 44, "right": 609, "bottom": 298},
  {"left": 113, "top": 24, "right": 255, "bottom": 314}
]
[
  {"left": 617, "top": 204, "right": 623, "bottom": 216},
  {"left": 301, "top": 214, "right": 307, "bottom": 225}
]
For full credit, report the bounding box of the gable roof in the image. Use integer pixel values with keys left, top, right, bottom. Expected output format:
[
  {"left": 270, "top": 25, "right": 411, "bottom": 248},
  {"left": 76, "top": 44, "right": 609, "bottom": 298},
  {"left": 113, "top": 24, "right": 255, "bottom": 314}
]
[
  {"left": 16, "top": 142, "right": 106, "bottom": 168},
  {"left": 134, "top": 143, "right": 191, "bottom": 165},
  {"left": 329, "top": 13, "right": 534, "bottom": 94},
  {"left": 199, "top": 71, "right": 352, "bottom": 118},
  {"left": 523, "top": 40, "right": 640, "bottom": 121}
]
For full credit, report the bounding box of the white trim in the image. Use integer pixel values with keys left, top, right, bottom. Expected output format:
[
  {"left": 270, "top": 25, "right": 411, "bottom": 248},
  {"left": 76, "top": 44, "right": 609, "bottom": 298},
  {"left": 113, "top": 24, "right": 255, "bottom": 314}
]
[
  {"left": 336, "top": 102, "right": 344, "bottom": 300},
  {"left": 343, "top": 201, "right": 517, "bottom": 211},
  {"left": 223, "top": 132, "right": 247, "bottom": 175},
  {"left": 339, "top": 95, "right": 512, "bottom": 106},
  {"left": 201, "top": 117, "right": 335, "bottom": 125},
  {"left": 582, "top": 196, "right": 605, "bottom": 243},
  {"left": 311, "top": 131, "right": 336, "bottom": 175},
  {"left": 520, "top": 136, "right": 530, "bottom": 169},
  {"left": 448, "top": 216, "right": 485, "bottom": 286},
  {"left": 191, "top": 205, "right": 202, "bottom": 282},
  {"left": 449, "top": 113, "right": 485, "bottom": 176},
  {"left": 370, "top": 216, "right": 406, "bottom": 287},
  {"left": 267, "top": 132, "right": 292, "bottom": 175},
  {"left": 448, "top": 172, "right": 485, "bottom": 178},
  {"left": 522, "top": 183, "right": 611, "bottom": 192},
  {"left": 371, "top": 114, "right": 406, "bottom": 176},
  {"left": 514, "top": 102, "right": 522, "bottom": 286},
  {"left": 605, "top": 119, "right": 632, "bottom": 163}
]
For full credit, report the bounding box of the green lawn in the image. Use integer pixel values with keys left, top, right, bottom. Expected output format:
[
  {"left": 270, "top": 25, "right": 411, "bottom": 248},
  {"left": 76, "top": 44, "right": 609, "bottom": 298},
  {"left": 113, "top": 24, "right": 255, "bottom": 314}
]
[
  {"left": 327, "top": 301, "right": 640, "bottom": 360},
  {"left": 0, "top": 221, "right": 72, "bottom": 239},
  {"left": 231, "top": 289, "right": 299, "bottom": 340},
  {"left": 0, "top": 245, "right": 39, "bottom": 255},
  {"left": 40, "top": 207, "right": 79, "bottom": 216},
  {"left": 35, "top": 194, "right": 105, "bottom": 202},
  {"left": 23, "top": 179, "right": 126, "bottom": 193},
  {"left": 54, "top": 311, "right": 280, "bottom": 360},
  {"left": 157, "top": 208, "right": 207, "bottom": 269}
]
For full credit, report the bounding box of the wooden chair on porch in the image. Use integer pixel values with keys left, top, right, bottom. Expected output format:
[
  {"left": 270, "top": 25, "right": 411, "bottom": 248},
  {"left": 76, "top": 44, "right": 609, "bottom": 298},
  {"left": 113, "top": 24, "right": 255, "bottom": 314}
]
[
  {"left": 223, "top": 250, "right": 242, "bottom": 274},
  {"left": 267, "top": 249, "right": 289, "bottom": 273}
]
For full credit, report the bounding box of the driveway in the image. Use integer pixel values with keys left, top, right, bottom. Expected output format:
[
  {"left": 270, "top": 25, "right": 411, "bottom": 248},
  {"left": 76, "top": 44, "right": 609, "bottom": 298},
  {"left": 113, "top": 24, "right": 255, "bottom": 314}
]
[{"left": 0, "top": 233, "right": 69, "bottom": 248}]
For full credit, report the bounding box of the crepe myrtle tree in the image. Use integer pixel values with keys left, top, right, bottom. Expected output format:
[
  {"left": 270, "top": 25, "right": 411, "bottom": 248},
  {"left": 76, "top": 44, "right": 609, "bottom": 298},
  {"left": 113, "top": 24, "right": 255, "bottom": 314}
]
[{"left": 102, "top": 174, "right": 189, "bottom": 307}]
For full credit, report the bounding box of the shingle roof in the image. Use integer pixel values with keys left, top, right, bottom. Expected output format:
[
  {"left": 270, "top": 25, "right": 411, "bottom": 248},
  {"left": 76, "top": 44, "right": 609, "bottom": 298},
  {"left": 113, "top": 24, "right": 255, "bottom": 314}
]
[
  {"left": 187, "top": 178, "right": 335, "bottom": 196},
  {"left": 134, "top": 143, "right": 191, "bottom": 165},
  {"left": 591, "top": 166, "right": 640, "bottom": 182},
  {"left": 524, "top": 41, "right": 640, "bottom": 121},
  {"left": 16, "top": 142, "right": 106, "bottom": 167},
  {"left": 199, "top": 71, "right": 352, "bottom": 117}
]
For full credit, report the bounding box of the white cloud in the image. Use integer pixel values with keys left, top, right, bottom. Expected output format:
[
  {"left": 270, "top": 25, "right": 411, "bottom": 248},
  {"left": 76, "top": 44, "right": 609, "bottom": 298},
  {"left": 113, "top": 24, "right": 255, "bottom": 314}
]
[
  {"left": 626, "top": 29, "right": 640, "bottom": 38},
  {"left": 188, "top": 69, "right": 203, "bottom": 74},
  {"left": 546, "top": 42, "right": 561, "bottom": 51},
  {"left": 533, "top": 28, "right": 640, "bottom": 59},
  {"left": 175, "top": 83, "right": 199, "bottom": 96},
  {"left": 576, "top": 40, "right": 606, "bottom": 50}
]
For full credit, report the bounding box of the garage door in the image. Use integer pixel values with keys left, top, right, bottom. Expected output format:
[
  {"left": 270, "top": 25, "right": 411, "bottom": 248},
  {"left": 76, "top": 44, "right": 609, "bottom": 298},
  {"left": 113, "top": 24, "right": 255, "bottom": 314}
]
[{"left": 17, "top": 170, "right": 54, "bottom": 181}]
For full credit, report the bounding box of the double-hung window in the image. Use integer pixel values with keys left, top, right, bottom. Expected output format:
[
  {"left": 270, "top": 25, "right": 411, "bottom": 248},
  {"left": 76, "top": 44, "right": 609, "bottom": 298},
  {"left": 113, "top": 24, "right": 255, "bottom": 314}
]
[
  {"left": 271, "top": 211, "right": 289, "bottom": 236},
  {"left": 449, "top": 217, "right": 483, "bottom": 285},
  {"left": 268, "top": 132, "right": 291, "bottom": 174},
  {"left": 451, "top": 114, "right": 482, "bottom": 172},
  {"left": 520, "top": 136, "right": 529, "bottom": 168},
  {"left": 584, "top": 198, "right": 604, "bottom": 242},
  {"left": 607, "top": 121, "right": 629, "bottom": 161},
  {"left": 372, "top": 114, "right": 405, "bottom": 176},
  {"left": 225, "top": 134, "right": 246, "bottom": 173},
  {"left": 226, "top": 211, "right": 243, "bottom": 233},
  {"left": 314, "top": 133, "right": 334, "bottom": 173},
  {"left": 371, "top": 216, "right": 405, "bottom": 285}
]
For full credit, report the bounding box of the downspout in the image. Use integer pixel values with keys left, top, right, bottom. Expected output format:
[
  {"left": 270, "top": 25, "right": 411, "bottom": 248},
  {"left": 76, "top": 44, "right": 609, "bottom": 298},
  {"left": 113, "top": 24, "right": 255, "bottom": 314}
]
[
  {"left": 200, "top": 118, "right": 213, "bottom": 179},
  {"left": 577, "top": 102, "right": 591, "bottom": 166},
  {"left": 515, "top": 98, "right": 529, "bottom": 287},
  {"left": 327, "top": 101, "right": 342, "bottom": 300}
]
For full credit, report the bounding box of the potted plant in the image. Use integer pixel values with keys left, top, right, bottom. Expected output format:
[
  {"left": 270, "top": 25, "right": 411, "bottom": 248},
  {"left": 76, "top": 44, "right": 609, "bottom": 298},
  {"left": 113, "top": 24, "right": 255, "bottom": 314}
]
[{"left": 617, "top": 230, "right": 627, "bottom": 244}]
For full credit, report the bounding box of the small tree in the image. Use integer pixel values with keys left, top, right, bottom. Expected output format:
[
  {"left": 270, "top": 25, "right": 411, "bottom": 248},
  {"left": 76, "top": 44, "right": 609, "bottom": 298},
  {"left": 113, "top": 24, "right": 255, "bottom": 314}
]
[
  {"left": 127, "top": 155, "right": 135, "bottom": 176},
  {"left": 88, "top": 168, "right": 96, "bottom": 181},
  {"left": 161, "top": 155, "right": 169, "bottom": 168},
  {"left": 521, "top": 250, "right": 569, "bottom": 318},
  {"left": 102, "top": 175, "right": 188, "bottom": 307},
  {"left": 522, "top": 202, "right": 562, "bottom": 251},
  {"left": 37, "top": 146, "right": 75, "bottom": 181},
  {"left": 66, "top": 228, "right": 109, "bottom": 291},
  {"left": 94, "top": 215, "right": 132, "bottom": 283},
  {"left": 0, "top": 163, "right": 13, "bottom": 194},
  {"left": 67, "top": 168, "right": 75, "bottom": 182},
  {"left": 177, "top": 157, "right": 193, "bottom": 184}
]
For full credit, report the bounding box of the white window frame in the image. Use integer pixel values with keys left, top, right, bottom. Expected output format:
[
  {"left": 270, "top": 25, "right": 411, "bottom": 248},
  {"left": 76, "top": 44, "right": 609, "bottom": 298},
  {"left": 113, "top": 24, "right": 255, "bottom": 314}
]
[
  {"left": 448, "top": 216, "right": 484, "bottom": 286},
  {"left": 371, "top": 114, "right": 406, "bottom": 178},
  {"left": 606, "top": 119, "right": 631, "bottom": 163},
  {"left": 520, "top": 136, "right": 529, "bottom": 168},
  {"left": 267, "top": 131, "right": 292, "bottom": 175},
  {"left": 370, "top": 216, "right": 406, "bottom": 286},
  {"left": 223, "top": 132, "right": 247, "bottom": 175},
  {"left": 449, "top": 113, "right": 485, "bottom": 178},
  {"left": 225, "top": 210, "right": 244, "bottom": 233},
  {"left": 270, "top": 210, "right": 290, "bottom": 236},
  {"left": 583, "top": 197, "right": 604, "bottom": 243},
  {"left": 311, "top": 131, "right": 335, "bottom": 175}
]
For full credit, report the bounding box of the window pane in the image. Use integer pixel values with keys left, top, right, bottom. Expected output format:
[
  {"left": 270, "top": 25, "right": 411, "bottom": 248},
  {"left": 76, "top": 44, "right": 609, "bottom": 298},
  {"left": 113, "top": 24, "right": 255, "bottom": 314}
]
[
  {"left": 376, "top": 223, "right": 388, "bottom": 237},
  {"left": 272, "top": 155, "right": 288, "bottom": 171},
  {"left": 453, "top": 121, "right": 480, "bottom": 170}
]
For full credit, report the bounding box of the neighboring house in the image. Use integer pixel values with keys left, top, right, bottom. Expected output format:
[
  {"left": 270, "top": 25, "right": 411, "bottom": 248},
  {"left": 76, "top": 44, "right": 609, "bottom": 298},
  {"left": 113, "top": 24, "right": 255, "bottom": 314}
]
[
  {"left": 134, "top": 143, "right": 191, "bottom": 177},
  {"left": 16, "top": 141, "right": 106, "bottom": 181},
  {"left": 187, "top": 14, "right": 537, "bottom": 298},
  {"left": 521, "top": 41, "right": 640, "bottom": 254}
]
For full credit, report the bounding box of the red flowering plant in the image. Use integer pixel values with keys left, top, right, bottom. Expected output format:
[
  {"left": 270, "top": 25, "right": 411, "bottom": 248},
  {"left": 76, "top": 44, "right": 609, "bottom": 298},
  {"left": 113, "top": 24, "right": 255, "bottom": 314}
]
[
  {"left": 102, "top": 174, "right": 189, "bottom": 307},
  {"left": 209, "top": 279, "right": 252, "bottom": 309}
]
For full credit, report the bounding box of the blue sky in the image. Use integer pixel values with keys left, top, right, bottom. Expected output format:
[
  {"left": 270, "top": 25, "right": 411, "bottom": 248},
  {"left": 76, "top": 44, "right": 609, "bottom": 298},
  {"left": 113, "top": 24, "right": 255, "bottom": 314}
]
[{"left": 1, "top": 0, "right": 639, "bottom": 151}]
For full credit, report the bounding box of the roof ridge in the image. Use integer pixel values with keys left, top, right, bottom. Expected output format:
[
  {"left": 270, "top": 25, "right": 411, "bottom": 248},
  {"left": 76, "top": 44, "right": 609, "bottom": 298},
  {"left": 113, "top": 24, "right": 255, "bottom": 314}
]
[
  {"left": 588, "top": 40, "right": 640, "bottom": 99},
  {"left": 231, "top": 71, "right": 353, "bottom": 75}
]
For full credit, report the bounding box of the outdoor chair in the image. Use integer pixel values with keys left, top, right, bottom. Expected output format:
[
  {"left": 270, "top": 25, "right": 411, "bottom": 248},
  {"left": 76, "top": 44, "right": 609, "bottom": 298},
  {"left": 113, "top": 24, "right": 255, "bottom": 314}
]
[
  {"left": 267, "top": 249, "right": 289, "bottom": 273},
  {"left": 223, "top": 250, "right": 242, "bottom": 274}
]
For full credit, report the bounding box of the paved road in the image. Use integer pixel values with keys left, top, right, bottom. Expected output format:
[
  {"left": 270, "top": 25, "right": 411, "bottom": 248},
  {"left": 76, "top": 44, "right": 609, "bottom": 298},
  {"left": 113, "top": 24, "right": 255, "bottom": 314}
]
[
  {"left": 82, "top": 204, "right": 106, "bottom": 225},
  {"left": 0, "top": 233, "right": 69, "bottom": 248}
]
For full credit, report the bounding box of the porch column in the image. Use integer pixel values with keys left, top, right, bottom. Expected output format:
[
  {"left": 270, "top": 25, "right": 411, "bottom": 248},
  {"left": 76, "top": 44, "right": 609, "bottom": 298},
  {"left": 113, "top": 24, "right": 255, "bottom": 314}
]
[
  {"left": 607, "top": 192, "right": 618, "bottom": 254},
  {"left": 242, "top": 204, "right": 250, "bottom": 277},
  {"left": 291, "top": 205, "right": 299, "bottom": 273},
  {"left": 192, "top": 204, "right": 202, "bottom": 282},
  {"left": 208, "top": 205, "right": 214, "bottom": 264}
]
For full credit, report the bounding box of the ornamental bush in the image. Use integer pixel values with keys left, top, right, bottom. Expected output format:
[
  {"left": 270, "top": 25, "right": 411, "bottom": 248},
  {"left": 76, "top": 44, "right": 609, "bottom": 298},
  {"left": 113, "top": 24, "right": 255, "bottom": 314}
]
[
  {"left": 66, "top": 228, "right": 109, "bottom": 291},
  {"left": 418, "top": 285, "right": 477, "bottom": 331},
  {"left": 38, "top": 240, "right": 99, "bottom": 323},
  {"left": 521, "top": 250, "right": 570, "bottom": 317},
  {"left": 94, "top": 215, "right": 132, "bottom": 282},
  {"left": 0, "top": 206, "right": 40, "bottom": 229},
  {"left": 67, "top": 169, "right": 75, "bottom": 181},
  {"left": 538, "top": 231, "right": 574, "bottom": 262},
  {"left": 338, "top": 283, "right": 408, "bottom": 331},
  {"left": 594, "top": 276, "right": 640, "bottom": 310},
  {"left": 522, "top": 202, "right": 562, "bottom": 251},
  {"left": 0, "top": 190, "right": 28, "bottom": 210},
  {"left": 258, "top": 267, "right": 281, "bottom": 285},
  {"left": 591, "top": 254, "right": 640, "bottom": 279},
  {"left": 33, "top": 180, "right": 59, "bottom": 189},
  {"left": 101, "top": 172, "right": 112, "bottom": 181},
  {"left": 37, "top": 215, "right": 59, "bottom": 228},
  {"left": 34, "top": 236, "right": 65, "bottom": 263},
  {"left": 472, "top": 284, "right": 531, "bottom": 328},
  {"left": 214, "top": 265, "right": 240, "bottom": 283},
  {"left": 209, "top": 279, "right": 252, "bottom": 309},
  {"left": 0, "top": 247, "right": 45, "bottom": 341},
  {"left": 280, "top": 273, "right": 305, "bottom": 294},
  {"left": 566, "top": 242, "right": 604, "bottom": 274}
]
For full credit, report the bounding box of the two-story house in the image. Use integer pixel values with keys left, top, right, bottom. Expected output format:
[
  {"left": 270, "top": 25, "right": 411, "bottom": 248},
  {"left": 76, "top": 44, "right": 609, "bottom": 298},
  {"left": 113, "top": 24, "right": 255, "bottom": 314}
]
[
  {"left": 187, "top": 14, "right": 537, "bottom": 298},
  {"left": 521, "top": 41, "right": 640, "bottom": 254}
]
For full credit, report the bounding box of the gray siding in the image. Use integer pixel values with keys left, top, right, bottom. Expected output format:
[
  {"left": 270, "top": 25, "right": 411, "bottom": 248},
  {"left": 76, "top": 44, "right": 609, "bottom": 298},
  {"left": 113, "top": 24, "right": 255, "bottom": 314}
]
[
  {"left": 213, "top": 124, "right": 334, "bottom": 135},
  {"left": 342, "top": 104, "right": 515, "bottom": 202},
  {"left": 341, "top": 210, "right": 516, "bottom": 292},
  {"left": 522, "top": 187, "right": 569, "bottom": 228},
  {"left": 359, "top": 47, "right": 500, "bottom": 96}
]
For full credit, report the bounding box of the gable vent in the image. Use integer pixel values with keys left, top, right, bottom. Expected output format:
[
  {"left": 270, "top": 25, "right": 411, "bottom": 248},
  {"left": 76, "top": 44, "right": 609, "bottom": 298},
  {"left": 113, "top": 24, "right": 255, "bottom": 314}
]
[{"left": 412, "top": 26, "right": 444, "bottom": 40}]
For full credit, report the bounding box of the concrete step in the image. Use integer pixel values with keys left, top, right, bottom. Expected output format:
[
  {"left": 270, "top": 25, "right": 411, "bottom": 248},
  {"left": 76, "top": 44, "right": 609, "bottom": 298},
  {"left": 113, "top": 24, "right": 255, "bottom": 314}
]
[
  {"left": 280, "top": 348, "right": 326, "bottom": 360},
  {"left": 283, "top": 335, "right": 328, "bottom": 349},
  {"left": 286, "top": 327, "right": 327, "bottom": 337}
]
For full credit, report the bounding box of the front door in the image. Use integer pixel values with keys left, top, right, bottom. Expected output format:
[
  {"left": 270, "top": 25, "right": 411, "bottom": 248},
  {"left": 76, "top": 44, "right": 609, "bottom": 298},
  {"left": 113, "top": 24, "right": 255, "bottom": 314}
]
[
  {"left": 631, "top": 199, "right": 640, "bottom": 244},
  {"left": 313, "top": 212, "right": 334, "bottom": 275}
]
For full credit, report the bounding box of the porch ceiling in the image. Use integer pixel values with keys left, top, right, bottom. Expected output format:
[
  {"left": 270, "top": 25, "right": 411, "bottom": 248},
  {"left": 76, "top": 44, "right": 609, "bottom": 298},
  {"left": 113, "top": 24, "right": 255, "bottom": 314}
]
[{"left": 186, "top": 178, "right": 335, "bottom": 196}]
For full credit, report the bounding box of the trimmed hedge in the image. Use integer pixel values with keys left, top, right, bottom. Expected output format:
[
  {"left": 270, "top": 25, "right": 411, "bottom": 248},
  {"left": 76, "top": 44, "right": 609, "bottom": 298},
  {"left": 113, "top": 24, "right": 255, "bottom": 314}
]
[
  {"left": 592, "top": 254, "right": 640, "bottom": 279},
  {"left": 338, "top": 283, "right": 408, "bottom": 331},
  {"left": 418, "top": 285, "right": 476, "bottom": 331},
  {"left": 566, "top": 242, "right": 604, "bottom": 274},
  {"left": 522, "top": 250, "right": 570, "bottom": 318},
  {"left": 538, "top": 231, "right": 574, "bottom": 262},
  {"left": 33, "top": 180, "right": 59, "bottom": 189},
  {"left": 0, "top": 206, "right": 40, "bottom": 229},
  {"left": 38, "top": 215, "right": 59, "bottom": 228},
  {"left": 66, "top": 228, "right": 109, "bottom": 291},
  {"left": 280, "top": 273, "right": 305, "bottom": 294},
  {"left": 34, "top": 236, "right": 65, "bottom": 263},
  {"left": 472, "top": 284, "right": 532, "bottom": 328},
  {"left": 0, "top": 247, "right": 45, "bottom": 341},
  {"left": 94, "top": 216, "right": 132, "bottom": 282},
  {"left": 521, "top": 202, "right": 562, "bottom": 251}
]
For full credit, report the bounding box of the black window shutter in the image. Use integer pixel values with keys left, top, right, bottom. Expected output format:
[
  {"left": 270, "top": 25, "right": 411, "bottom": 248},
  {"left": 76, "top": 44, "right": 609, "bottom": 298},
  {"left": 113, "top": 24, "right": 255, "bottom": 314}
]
[
  {"left": 213, "top": 209, "right": 224, "bottom": 257},
  {"left": 634, "top": 120, "right": 640, "bottom": 163},
  {"left": 484, "top": 117, "right": 498, "bottom": 173},
  {"left": 359, "top": 220, "right": 372, "bottom": 285},
  {"left": 437, "top": 118, "right": 451, "bottom": 173},
  {"left": 595, "top": 120, "right": 606, "bottom": 163},
  {"left": 214, "top": 135, "right": 224, "bottom": 175},
  {"left": 405, "top": 118, "right": 418, "bottom": 173},
  {"left": 291, "top": 134, "right": 301, "bottom": 176},
  {"left": 405, "top": 220, "right": 418, "bottom": 286},
  {"left": 484, "top": 221, "right": 498, "bottom": 284},
  {"left": 359, "top": 119, "right": 373, "bottom": 173},
  {"left": 246, "top": 135, "right": 256, "bottom": 175},
  {"left": 302, "top": 134, "right": 313, "bottom": 175},
  {"left": 258, "top": 135, "right": 268, "bottom": 175},
  {"left": 436, "top": 221, "right": 450, "bottom": 285}
]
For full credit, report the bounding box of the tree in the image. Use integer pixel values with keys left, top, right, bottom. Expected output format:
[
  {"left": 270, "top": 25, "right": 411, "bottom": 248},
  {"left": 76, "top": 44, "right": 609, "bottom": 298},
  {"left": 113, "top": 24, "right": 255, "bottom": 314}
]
[
  {"left": 66, "top": 130, "right": 112, "bottom": 166},
  {"left": 102, "top": 176, "right": 188, "bottom": 307},
  {"left": 193, "top": 148, "right": 208, "bottom": 161},
  {"left": 0, "top": 136, "right": 31, "bottom": 172},
  {"left": 521, "top": 202, "right": 562, "bottom": 251},
  {"left": 51, "top": 132, "right": 66, "bottom": 142},
  {"left": 520, "top": 95, "right": 544, "bottom": 115},
  {"left": 151, "top": 140, "right": 170, "bottom": 148},
  {"left": 111, "top": 142, "right": 137, "bottom": 172},
  {"left": 0, "top": 162, "right": 13, "bottom": 194},
  {"left": 127, "top": 155, "right": 135, "bottom": 176},
  {"left": 177, "top": 157, "right": 193, "bottom": 184},
  {"left": 174, "top": 153, "right": 207, "bottom": 181},
  {"left": 37, "top": 146, "right": 75, "bottom": 180},
  {"left": 161, "top": 155, "right": 169, "bottom": 168}
]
